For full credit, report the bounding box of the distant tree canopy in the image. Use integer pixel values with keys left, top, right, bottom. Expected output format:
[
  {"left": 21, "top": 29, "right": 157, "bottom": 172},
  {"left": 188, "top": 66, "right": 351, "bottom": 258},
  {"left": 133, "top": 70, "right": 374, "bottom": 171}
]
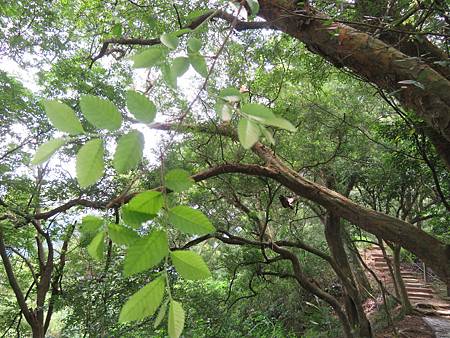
[{"left": 0, "top": 1, "right": 449, "bottom": 337}]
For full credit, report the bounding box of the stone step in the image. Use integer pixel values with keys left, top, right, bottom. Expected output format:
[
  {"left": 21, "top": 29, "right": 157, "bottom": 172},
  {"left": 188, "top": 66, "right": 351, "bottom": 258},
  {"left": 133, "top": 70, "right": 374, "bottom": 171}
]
[
  {"left": 435, "top": 309, "right": 450, "bottom": 316},
  {"left": 403, "top": 278, "right": 421, "bottom": 283},
  {"left": 406, "top": 286, "right": 434, "bottom": 293},
  {"left": 404, "top": 282, "right": 426, "bottom": 288},
  {"left": 408, "top": 291, "right": 434, "bottom": 299}
]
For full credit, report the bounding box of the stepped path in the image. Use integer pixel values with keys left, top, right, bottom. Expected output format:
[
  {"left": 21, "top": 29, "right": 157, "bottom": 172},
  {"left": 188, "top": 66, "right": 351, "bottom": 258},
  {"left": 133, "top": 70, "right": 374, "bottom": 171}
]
[{"left": 363, "top": 246, "right": 450, "bottom": 320}]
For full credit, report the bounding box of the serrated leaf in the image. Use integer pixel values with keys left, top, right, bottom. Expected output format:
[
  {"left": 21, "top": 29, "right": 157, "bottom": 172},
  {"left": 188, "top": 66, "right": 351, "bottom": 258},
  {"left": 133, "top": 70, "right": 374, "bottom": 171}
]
[
  {"left": 87, "top": 231, "right": 105, "bottom": 260},
  {"left": 154, "top": 299, "right": 168, "bottom": 328},
  {"left": 189, "top": 54, "right": 208, "bottom": 77},
  {"left": 187, "top": 37, "right": 202, "bottom": 53},
  {"left": 122, "top": 204, "right": 157, "bottom": 228},
  {"left": 121, "top": 190, "right": 164, "bottom": 228},
  {"left": 113, "top": 130, "right": 144, "bottom": 174},
  {"left": 132, "top": 46, "right": 166, "bottom": 68},
  {"left": 215, "top": 101, "right": 233, "bottom": 121},
  {"left": 171, "top": 57, "right": 190, "bottom": 77},
  {"left": 107, "top": 223, "right": 139, "bottom": 246},
  {"left": 246, "top": 0, "right": 260, "bottom": 15},
  {"left": 42, "top": 100, "right": 84, "bottom": 135},
  {"left": 160, "top": 33, "right": 179, "bottom": 50},
  {"left": 219, "top": 87, "right": 242, "bottom": 103},
  {"left": 31, "top": 138, "right": 66, "bottom": 165},
  {"left": 80, "top": 215, "right": 104, "bottom": 233},
  {"left": 260, "top": 125, "right": 275, "bottom": 145},
  {"left": 165, "top": 169, "right": 194, "bottom": 192},
  {"left": 168, "top": 300, "right": 185, "bottom": 338},
  {"left": 119, "top": 276, "right": 165, "bottom": 323},
  {"left": 123, "top": 230, "right": 168, "bottom": 276},
  {"left": 76, "top": 139, "right": 104, "bottom": 187},
  {"left": 241, "top": 103, "right": 275, "bottom": 122},
  {"left": 238, "top": 118, "right": 260, "bottom": 149},
  {"left": 263, "top": 116, "right": 297, "bottom": 132},
  {"left": 126, "top": 90, "right": 157, "bottom": 123},
  {"left": 168, "top": 206, "right": 215, "bottom": 235},
  {"left": 79, "top": 95, "right": 122, "bottom": 131},
  {"left": 171, "top": 250, "right": 211, "bottom": 280}
]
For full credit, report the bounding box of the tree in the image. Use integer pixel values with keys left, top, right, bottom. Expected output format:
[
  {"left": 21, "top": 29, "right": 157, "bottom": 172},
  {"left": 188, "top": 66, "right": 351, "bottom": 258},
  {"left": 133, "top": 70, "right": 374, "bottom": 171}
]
[{"left": 1, "top": 1, "right": 449, "bottom": 337}]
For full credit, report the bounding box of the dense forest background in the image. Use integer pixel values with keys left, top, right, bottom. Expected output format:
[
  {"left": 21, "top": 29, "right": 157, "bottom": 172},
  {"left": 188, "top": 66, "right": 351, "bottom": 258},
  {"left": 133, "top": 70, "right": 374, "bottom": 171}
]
[{"left": 0, "top": 0, "right": 449, "bottom": 337}]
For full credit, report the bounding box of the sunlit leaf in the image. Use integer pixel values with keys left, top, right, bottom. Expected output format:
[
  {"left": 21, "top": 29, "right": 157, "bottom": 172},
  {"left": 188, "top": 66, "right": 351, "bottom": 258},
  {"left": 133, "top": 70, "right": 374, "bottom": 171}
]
[
  {"left": 132, "top": 46, "right": 166, "bottom": 68},
  {"left": 113, "top": 130, "right": 144, "bottom": 174},
  {"left": 123, "top": 230, "right": 168, "bottom": 276},
  {"left": 241, "top": 103, "right": 275, "bottom": 122},
  {"left": 171, "top": 250, "right": 211, "bottom": 280},
  {"left": 215, "top": 101, "right": 233, "bottom": 121},
  {"left": 263, "top": 116, "right": 297, "bottom": 132},
  {"left": 107, "top": 223, "right": 139, "bottom": 246},
  {"left": 168, "top": 300, "right": 185, "bottom": 338},
  {"left": 76, "top": 139, "right": 104, "bottom": 187},
  {"left": 79, "top": 95, "right": 122, "bottom": 131},
  {"left": 237, "top": 118, "right": 260, "bottom": 149},
  {"left": 87, "top": 231, "right": 105, "bottom": 260},
  {"left": 219, "top": 87, "right": 242, "bottom": 103},
  {"left": 246, "top": 0, "right": 260, "bottom": 15},
  {"left": 42, "top": 100, "right": 84, "bottom": 134},
  {"left": 31, "top": 138, "right": 66, "bottom": 165},
  {"left": 260, "top": 125, "right": 275, "bottom": 145},
  {"left": 165, "top": 169, "right": 194, "bottom": 192},
  {"left": 80, "top": 215, "right": 104, "bottom": 233},
  {"left": 126, "top": 90, "right": 157, "bottom": 123},
  {"left": 168, "top": 206, "right": 215, "bottom": 235},
  {"left": 154, "top": 299, "right": 168, "bottom": 328},
  {"left": 119, "top": 276, "right": 165, "bottom": 322},
  {"left": 160, "top": 33, "right": 179, "bottom": 50}
]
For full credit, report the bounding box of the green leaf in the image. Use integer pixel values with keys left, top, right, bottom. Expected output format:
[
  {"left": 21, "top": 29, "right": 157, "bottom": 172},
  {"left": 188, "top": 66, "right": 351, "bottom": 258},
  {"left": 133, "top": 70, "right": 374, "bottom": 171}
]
[
  {"left": 31, "top": 138, "right": 66, "bottom": 165},
  {"left": 260, "top": 125, "right": 275, "bottom": 145},
  {"left": 189, "top": 54, "right": 208, "bottom": 77},
  {"left": 168, "top": 300, "right": 185, "bottom": 338},
  {"left": 237, "top": 118, "right": 260, "bottom": 149},
  {"left": 87, "top": 231, "right": 105, "bottom": 260},
  {"left": 154, "top": 299, "right": 168, "bottom": 328},
  {"left": 219, "top": 87, "right": 241, "bottom": 103},
  {"left": 129, "top": 190, "right": 164, "bottom": 215},
  {"left": 160, "top": 33, "right": 179, "bottom": 50},
  {"left": 263, "top": 116, "right": 297, "bottom": 132},
  {"left": 168, "top": 206, "right": 215, "bottom": 235},
  {"left": 122, "top": 204, "right": 156, "bottom": 228},
  {"left": 123, "top": 230, "right": 169, "bottom": 276},
  {"left": 119, "top": 276, "right": 165, "bottom": 323},
  {"left": 42, "top": 100, "right": 84, "bottom": 135},
  {"left": 79, "top": 95, "right": 122, "bottom": 131},
  {"left": 246, "top": 0, "right": 260, "bottom": 15},
  {"left": 215, "top": 101, "right": 233, "bottom": 121},
  {"left": 111, "top": 23, "right": 122, "bottom": 37},
  {"left": 162, "top": 64, "right": 178, "bottom": 89},
  {"left": 80, "top": 215, "right": 104, "bottom": 233},
  {"left": 241, "top": 103, "right": 275, "bottom": 122},
  {"left": 187, "top": 37, "right": 202, "bottom": 53},
  {"left": 171, "top": 57, "right": 190, "bottom": 77},
  {"left": 76, "top": 139, "right": 104, "bottom": 188},
  {"left": 165, "top": 169, "right": 194, "bottom": 192},
  {"left": 132, "top": 46, "right": 166, "bottom": 68},
  {"left": 113, "top": 130, "right": 144, "bottom": 174},
  {"left": 171, "top": 250, "right": 211, "bottom": 280},
  {"left": 126, "top": 90, "right": 157, "bottom": 123},
  {"left": 107, "top": 223, "right": 139, "bottom": 246}
]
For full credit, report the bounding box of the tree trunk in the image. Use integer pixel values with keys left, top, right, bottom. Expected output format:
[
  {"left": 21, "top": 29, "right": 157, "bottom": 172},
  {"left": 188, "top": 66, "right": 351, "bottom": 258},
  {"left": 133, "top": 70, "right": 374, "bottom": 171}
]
[
  {"left": 324, "top": 212, "right": 373, "bottom": 338},
  {"left": 392, "top": 245, "right": 413, "bottom": 314}
]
